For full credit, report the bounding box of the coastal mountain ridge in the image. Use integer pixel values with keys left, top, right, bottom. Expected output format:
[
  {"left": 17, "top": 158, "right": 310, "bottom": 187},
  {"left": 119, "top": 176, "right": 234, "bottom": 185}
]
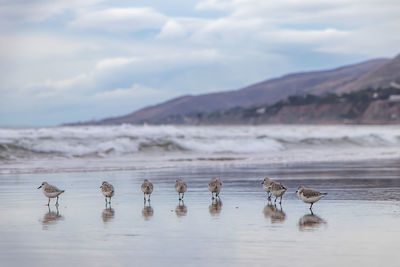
[{"left": 69, "top": 54, "right": 400, "bottom": 125}]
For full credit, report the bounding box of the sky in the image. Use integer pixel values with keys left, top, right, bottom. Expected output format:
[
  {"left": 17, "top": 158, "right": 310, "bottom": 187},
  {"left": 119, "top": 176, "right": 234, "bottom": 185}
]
[{"left": 1, "top": 0, "right": 400, "bottom": 126}]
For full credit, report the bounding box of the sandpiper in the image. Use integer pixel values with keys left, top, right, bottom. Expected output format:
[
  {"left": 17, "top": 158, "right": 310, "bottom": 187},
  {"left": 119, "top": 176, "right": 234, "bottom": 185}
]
[
  {"left": 261, "top": 177, "right": 273, "bottom": 199},
  {"left": 267, "top": 181, "right": 287, "bottom": 204},
  {"left": 37, "top": 182, "right": 64, "bottom": 206},
  {"left": 296, "top": 186, "right": 327, "bottom": 210},
  {"left": 175, "top": 178, "right": 187, "bottom": 201},
  {"left": 141, "top": 179, "right": 153, "bottom": 202},
  {"left": 100, "top": 181, "right": 114, "bottom": 206},
  {"left": 208, "top": 177, "right": 222, "bottom": 199}
]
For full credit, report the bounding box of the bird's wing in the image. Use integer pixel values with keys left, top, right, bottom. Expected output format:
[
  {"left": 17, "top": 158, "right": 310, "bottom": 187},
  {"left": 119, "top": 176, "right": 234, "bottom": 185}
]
[
  {"left": 302, "top": 188, "right": 322, "bottom": 197},
  {"left": 45, "top": 184, "right": 61, "bottom": 193},
  {"left": 271, "top": 182, "right": 286, "bottom": 190}
]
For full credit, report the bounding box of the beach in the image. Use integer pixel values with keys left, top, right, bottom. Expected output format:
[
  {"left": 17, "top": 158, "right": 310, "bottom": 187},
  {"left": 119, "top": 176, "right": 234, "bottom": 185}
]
[
  {"left": 1, "top": 125, "right": 400, "bottom": 266},
  {"left": 1, "top": 160, "right": 400, "bottom": 267}
]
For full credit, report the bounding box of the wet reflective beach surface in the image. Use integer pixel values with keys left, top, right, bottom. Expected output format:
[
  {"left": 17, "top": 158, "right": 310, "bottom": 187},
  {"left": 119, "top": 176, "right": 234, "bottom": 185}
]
[{"left": 0, "top": 161, "right": 400, "bottom": 267}]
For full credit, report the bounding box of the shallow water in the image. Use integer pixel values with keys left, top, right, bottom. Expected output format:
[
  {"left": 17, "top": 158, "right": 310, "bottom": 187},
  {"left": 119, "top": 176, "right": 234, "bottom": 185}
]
[{"left": 0, "top": 162, "right": 400, "bottom": 267}]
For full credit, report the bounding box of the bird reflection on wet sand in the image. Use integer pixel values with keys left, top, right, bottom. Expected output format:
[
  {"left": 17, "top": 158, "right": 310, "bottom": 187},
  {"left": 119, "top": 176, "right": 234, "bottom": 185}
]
[
  {"left": 298, "top": 212, "right": 327, "bottom": 231},
  {"left": 41, "top": 206, "right": 63, "bottom": 230},
  {"left": 175, "top": 201, "right": 188, "bottom": 217},
  {"left": 102, "top": 207, "right": 115, "bottom": 223},
  {"left": 263, "top": 203, "right": 286, "bottom": 224},
  {"left": 209, "top": 199, "right": 223, "bottom": 216},
  {"left": 142, "top": 202, "right": 154, "bottom": 220}
]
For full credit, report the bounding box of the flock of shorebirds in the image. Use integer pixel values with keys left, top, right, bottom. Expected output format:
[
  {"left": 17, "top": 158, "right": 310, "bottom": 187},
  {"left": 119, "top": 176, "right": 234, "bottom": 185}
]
[{"left": 37, "top": 177, "right": 327, "bottom": 210}]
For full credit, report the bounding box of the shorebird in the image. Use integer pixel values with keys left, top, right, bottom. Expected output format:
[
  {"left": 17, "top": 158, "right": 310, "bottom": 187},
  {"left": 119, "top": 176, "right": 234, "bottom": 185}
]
[
  {"left": 141, "top": 179, "right": 153, "bottom": 202},
  {"left": 261, "top": 177, "right": 273, "bottom": 199},
  {"left": 208, "top": 177, "right": 222, "bottom": 199},
  {"left": 37, "top": 182, "right": 64, "bottom": 206},
  {"left": 296, "top": 186, "right": 327, "bottom": 210},
  {"left": 100, "top": 181, "right": 114, "bottom": 206},
  {"left": 175, "top": 178, "right": 187, "bottom": 201},
  {"left": 267, "top": 181, "right": 287, "bottom": 204}
]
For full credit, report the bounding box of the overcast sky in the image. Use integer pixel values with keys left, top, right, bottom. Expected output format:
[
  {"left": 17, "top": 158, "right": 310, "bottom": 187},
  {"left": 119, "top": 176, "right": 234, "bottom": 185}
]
[{"left": 1, "top": 0, "right": 399, "bottom": 126}]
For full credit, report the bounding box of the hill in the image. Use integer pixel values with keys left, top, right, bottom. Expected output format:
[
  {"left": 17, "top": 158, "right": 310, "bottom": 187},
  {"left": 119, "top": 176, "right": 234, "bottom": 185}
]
[{"left": 68, "top": 55, "right": 400, "bottom": 125}]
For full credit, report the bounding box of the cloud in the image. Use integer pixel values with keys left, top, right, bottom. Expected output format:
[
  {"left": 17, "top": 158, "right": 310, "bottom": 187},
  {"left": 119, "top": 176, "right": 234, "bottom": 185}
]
[
  {"left": 95, "top": 57, "right": 138, "bottom": 70},
  {"left": 0, "top": 0, "right": 103, "bottom": 26},
  {"left": 1, "top": 0, "right": 400, "bottom": 125},
  {"left": 93, "top": 84, "right": 162, "bottom": 100},
  {"left": 70, "top": 7, "right": 167, "bottom": 32}
]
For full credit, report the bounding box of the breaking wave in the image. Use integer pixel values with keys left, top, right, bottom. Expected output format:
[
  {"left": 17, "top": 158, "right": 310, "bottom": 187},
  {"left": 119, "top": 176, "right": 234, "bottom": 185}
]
[{"left": 1, "top": 124, "right": 400, "bottom": 160}]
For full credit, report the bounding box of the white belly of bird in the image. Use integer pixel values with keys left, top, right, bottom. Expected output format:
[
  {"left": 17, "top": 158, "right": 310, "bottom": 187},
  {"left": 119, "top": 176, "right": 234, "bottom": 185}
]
[
  {"left": 263, "top": 185, "right": 271, "bottom": 193},
  {"left": 300, "top": 194, "right": 324, "bottom": 204},
  {"left": 271, "top": 189, "right": 286, "bottom": 197},
  {"left": 43, "top": 191, "right": 60, "bottom": 198}
]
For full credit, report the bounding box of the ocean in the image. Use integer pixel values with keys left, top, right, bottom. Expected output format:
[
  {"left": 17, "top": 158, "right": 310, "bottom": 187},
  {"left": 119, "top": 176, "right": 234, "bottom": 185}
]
[
  {"left": 1, "top": 124, "right": 400, "bottom": 266},
  {"left": 1, "top": 124, "right": 400, "bottom": 174}
]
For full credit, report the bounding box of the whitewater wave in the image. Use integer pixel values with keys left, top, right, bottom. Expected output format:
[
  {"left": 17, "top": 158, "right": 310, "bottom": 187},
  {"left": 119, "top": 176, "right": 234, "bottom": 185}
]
[{"left": 1, "top": 125, "right": 400, "bottom": 160}]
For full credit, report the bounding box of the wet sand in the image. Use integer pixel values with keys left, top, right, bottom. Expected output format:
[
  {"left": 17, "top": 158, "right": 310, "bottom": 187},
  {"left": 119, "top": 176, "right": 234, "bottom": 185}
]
[{"left": 0, "top": 160, "right": 400, "bottom": 267}]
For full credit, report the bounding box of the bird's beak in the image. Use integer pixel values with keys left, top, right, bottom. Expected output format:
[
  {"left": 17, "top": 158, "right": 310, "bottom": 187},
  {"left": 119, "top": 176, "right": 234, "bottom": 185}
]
[
  {"left": 100, "top": 186, "right": 102, "bottom": 188},
  {"left": 37, "top": 185, "right": 42, "bottom": 189},
  {"left": 295, "top": 190, "right": 298, "bottom": 193},
  {"left": 261, "top": 181, "right": 264, "bottom": 184}
]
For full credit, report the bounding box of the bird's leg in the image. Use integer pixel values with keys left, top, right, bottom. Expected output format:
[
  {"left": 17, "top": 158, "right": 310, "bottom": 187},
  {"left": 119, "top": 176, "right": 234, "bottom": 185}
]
[
  {"left": 310, "top": 203, "right": 313, "bottom": 210},
  {"left": 143, "top": 193, "right": 146, "bottom": 202},
  {"left": 182, "top": 193, "right": 184, "bottom": 200},
  {"left": 178, "top": 193, "right": 181, "bottom": 201},
  {"left": 47, "top": 198, "right": 50, "bottom": 206},
  {"left": 280, "top": 196, "right": 282, "bottom": 205},
  {"left": 109, "top": 197, "right": 111, "bottom": 205},
  {"left": 211, "top": 193, "right": 215, "bottom": 200},
  {"left": 274, "top": 197, "right": 277, "bottom": 203},
  {"left": 56, "top": 196, "right": 59, "bottom": 206}
]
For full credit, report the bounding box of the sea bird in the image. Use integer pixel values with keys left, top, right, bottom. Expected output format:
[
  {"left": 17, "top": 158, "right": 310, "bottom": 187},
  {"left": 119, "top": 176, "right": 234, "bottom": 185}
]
[
  {"left": 296, "top": 186, "right": 327, "bottom": 210},
  {"left": 267, "top": 181, "right": 287, "bottom": 204},
  {"left": 261, "top": 177, "right": 273, "bottom": 199},
  {"left": 100, "top": 181, "right": 114, "bottom": 206},
  {"left": 37, "top": 182, "right": 64, "bottom": 206},
  {"left": 175, "top": 178, "right": 187, "bottom": 201},
  {"left": 208, "top": 177, "right": 222, "bottom": 199},
  {"left": 141, "top": 179, "right": 153, "bottom": 202}
]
